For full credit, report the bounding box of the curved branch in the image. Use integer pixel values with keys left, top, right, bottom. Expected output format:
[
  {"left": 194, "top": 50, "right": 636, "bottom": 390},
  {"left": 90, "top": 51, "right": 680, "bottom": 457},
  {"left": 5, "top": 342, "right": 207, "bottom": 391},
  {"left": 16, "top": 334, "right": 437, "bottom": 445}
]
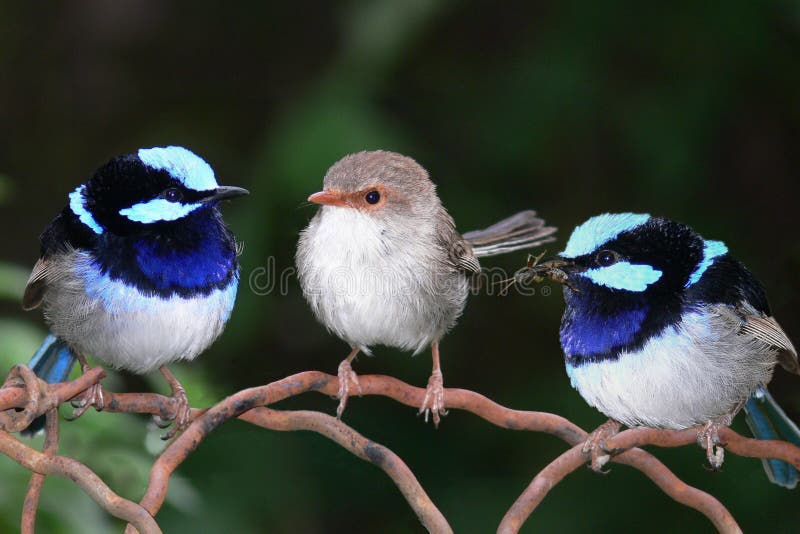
[
  {"left": 2, "top": 368, "right": 798, "bottom": 533},
  {"left": 615, "top": 449, "right": 742, "bottom": 534},
  {"left": 242, "top": 408, "right": 453, "bottom": 534},
  {"left": 0, "top": 430, "right": 160, "bottom": 534},
  {"left": 21, "top": 409, "right": 59, "bottom": 534},
  {"left": 498, "top": 444, "right": 585, "bottom": 534}
]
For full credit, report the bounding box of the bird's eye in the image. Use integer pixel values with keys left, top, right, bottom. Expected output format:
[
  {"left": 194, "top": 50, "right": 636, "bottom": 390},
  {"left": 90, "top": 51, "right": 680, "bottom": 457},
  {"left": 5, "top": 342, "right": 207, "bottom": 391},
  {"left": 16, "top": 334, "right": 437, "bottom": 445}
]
[
  {"left": 163, "top": 188, "right": 182, "bottom": 202},
  {"left": 365, "top": 190, "right": 381, "bottom": 204},
  {"left": 596, "top": 249, "right": 619, "bottom": 267}
]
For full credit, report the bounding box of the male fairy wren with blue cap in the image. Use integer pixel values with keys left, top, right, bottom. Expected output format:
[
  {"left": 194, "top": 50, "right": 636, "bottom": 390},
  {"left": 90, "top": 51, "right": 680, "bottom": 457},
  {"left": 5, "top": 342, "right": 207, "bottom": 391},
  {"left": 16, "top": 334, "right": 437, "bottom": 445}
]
[
  {"left": 21, "top": 146, "right": 248, "bottom": 437},
  {"left": 297, "top": 150, "right": 556, "bottom": 425},
  {"left": 525, "top": 213, "right": 800, "bottom": 487}
]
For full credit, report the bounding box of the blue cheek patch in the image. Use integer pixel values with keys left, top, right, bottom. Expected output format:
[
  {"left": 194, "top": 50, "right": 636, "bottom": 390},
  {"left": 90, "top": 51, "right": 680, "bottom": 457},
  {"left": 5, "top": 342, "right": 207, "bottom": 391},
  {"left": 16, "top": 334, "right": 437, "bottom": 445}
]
[
  {"left": 686, "top": 239, "right": 727, "bottom": 287},
  {"left": 581, "top": 262, "right": 662, "bottom": 292},
  {"left": 138, "top": 146, "right": 218, "bottom": 192},
  {"left": 119, "top": 199, "right": 203, "bottom": 223},
  {"left": 68, "top": 185, "right": 104, "bottom": 234},
  {"left": 561, "top": 213, "right": 650, "bottom": 258}
]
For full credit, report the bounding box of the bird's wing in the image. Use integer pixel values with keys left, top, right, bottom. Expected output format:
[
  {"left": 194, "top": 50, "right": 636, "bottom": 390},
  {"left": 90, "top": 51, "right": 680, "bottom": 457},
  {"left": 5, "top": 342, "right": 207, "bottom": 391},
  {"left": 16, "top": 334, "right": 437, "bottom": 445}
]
[
  {"left": 716, "top": 303, "right": 799, "bottom": 375},
  {"left": 435, "top": 207, "right": 481, "bottom": 275},
  {"left": 23, "top": 209, "right": 91, "bottom": 311},
  {"left": 22, "top": 258, "right": 53, "bottom": 310},
  {"left": 450, "top": 239, "right": 481, "bottom": 274}
]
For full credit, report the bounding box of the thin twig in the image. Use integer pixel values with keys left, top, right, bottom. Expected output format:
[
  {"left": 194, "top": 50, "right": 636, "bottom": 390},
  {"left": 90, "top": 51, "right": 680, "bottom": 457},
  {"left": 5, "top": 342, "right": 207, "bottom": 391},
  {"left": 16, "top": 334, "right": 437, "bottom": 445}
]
[{"left": 21, "top": 409, "right": 59, "bottom": 534}]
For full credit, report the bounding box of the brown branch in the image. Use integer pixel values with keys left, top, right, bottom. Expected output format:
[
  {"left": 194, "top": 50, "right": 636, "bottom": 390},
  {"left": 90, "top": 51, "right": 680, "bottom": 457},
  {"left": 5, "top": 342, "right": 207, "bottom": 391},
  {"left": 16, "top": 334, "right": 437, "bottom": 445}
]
[
  {"left": 2, "top": 367, "right": 798, "bottom": 533},
  {"left": 242, "top": 408, "right": 453, "bottom": 534},
  {"left": 0, "top": 429, "right": 160, "bottom": 533},
  {"left": 21, "top": 409, "right": 59, "bottom": 534},
  {"left": 616, "top": 449, "right": 742, "bottom": 534},
  {"left": 498, "top": 443, "right": 585, "bottom": 534}
]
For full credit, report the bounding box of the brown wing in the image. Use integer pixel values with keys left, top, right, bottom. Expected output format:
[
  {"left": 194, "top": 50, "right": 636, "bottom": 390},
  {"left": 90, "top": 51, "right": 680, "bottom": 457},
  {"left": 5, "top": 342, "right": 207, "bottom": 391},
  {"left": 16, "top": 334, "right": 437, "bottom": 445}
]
[
  {"left": 718, "top": 304, "right": 799, "bottom": 375},
  {"left": 22, "top": 258, "right": 51, "bottom": 311},
  {"left": 741, "top": 314, "right": 798, "bottom": 374}
]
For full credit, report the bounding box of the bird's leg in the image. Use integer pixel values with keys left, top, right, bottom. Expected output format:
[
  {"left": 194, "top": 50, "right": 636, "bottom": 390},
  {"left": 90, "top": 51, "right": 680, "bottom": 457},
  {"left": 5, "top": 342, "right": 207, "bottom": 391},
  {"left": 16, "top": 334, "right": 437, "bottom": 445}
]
[
  {"left": 697, "top": 415, "right": 732, "bottom": 471},
  {"left": 583, "top": 419, "right": 622, "bottom": 472},
  {"left": 158, "top": 366, "right": 192, "bottom": 440},
  {"left": 419, "top": 342, "right": 447, "bottom": 427},
  {"left": 336, "top": 347, "right": 362, "bottom": 419},
  {"left": 67, "top": 353, "right": 105, "bottom": 420}
]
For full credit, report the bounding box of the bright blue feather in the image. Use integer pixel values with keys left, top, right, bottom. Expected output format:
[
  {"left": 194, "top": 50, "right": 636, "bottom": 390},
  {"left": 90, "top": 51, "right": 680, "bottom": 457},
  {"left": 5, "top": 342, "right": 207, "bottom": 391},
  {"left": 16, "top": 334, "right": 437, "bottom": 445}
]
[{"left": 22, "top": 335, "right": 78, "bottom": 436}]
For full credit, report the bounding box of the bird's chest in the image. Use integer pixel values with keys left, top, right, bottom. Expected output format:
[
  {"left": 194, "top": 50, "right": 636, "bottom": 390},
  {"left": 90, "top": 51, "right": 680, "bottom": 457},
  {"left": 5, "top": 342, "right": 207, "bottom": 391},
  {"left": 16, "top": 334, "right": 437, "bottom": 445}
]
[
  {"left": 45, "top": 250, "right": 238, "bottom": 373},
  {"left": 97, "top": 217, "right": 238, "bottom": 297},
  {"left": 298, "top": 208, "right": 450, "bottom": 351}
]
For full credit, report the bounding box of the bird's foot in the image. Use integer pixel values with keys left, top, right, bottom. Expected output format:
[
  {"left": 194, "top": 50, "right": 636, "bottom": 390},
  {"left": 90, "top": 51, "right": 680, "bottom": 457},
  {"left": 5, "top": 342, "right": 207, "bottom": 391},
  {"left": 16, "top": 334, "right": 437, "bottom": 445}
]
[
  {"left": 697, "top": 417, "right": 731, "bottom": 471},
  {"left": 156, "top": 366, "right": 192, "bottom": 440},
  {"left": 418, "top": 369, "right": 447, "bottom": 428},
  {"left": 336, "top": 358, "right": 362, "bottom": 419},
  {"left": 583, "top": 419, "right": 622, "bottom": 473},
  {"left": 67, "top": 382, "right": 105, "bottom": 421},
  {"left": 159, "top": 382, "right": 191, "bottom": 441}
]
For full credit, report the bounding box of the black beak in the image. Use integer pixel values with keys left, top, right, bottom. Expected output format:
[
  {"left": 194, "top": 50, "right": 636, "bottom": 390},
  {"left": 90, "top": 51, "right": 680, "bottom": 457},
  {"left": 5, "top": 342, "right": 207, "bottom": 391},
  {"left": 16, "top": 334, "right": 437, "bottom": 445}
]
[{"left": 201, "top": 186, "right": 250, "bottom": 203}]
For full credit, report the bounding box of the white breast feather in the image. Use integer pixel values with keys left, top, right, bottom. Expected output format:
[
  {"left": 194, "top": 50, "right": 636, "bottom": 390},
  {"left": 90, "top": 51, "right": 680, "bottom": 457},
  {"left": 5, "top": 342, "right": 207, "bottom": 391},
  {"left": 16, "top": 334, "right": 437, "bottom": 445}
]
[
  {"left": 297, "top": 207, "right": 468, "bottom": 354},
  {"left": 42, "top": 251, "right": 237, "bottom": 374},
  {"left": 566, "top": 307, "right": 778, "bottom": 429}
]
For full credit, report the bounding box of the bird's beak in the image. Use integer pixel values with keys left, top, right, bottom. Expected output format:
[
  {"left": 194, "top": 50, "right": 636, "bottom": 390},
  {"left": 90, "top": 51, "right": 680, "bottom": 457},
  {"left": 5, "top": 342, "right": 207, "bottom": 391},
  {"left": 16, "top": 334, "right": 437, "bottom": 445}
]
[
  {"left": 308, "top": 190, "right": 347, "bottom": 207},
  {"left": 202, "top": 186, "right": 250, "bottom": 203}
]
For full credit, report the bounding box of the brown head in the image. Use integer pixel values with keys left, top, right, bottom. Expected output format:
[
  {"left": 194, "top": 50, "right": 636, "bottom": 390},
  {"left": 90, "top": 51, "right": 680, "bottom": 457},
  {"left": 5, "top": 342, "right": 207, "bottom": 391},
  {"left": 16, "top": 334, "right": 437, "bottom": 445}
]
[{"left": 308, "top": 151, "right": 441, "bottom": 221}]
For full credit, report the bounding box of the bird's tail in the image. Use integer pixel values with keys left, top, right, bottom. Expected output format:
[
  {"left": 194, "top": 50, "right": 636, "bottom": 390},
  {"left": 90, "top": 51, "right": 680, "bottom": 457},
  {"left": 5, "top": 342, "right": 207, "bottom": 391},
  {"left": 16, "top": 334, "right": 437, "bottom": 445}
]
[
  {"left": 462, "top": 210, "right": 557, "bottom": 257},
  {"left": 21, "top": 334, "right": 77, "bottom": 437},
  {"left": 744, "top": 387, "right": 800, "bottom": 489}
]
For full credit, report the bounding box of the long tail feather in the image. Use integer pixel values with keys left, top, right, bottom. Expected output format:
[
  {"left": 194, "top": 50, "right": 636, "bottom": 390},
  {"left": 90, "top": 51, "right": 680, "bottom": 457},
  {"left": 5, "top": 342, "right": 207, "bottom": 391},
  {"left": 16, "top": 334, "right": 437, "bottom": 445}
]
[
  {"left": 744, "top": 387, "right": 800, "bottom": 489},
  {"left": 463, "top": 210, "right": 557, "bottom": 257},
  {"left": 21, "top": 334, "right": 77, "bottom": 437}
]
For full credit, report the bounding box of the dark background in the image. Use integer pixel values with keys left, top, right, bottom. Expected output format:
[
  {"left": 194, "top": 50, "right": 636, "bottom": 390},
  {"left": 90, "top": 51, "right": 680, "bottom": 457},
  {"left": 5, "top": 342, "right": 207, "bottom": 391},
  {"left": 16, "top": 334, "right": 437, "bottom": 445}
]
[{"left": 1, "top": 2, "right": 799, "bottom": 532}]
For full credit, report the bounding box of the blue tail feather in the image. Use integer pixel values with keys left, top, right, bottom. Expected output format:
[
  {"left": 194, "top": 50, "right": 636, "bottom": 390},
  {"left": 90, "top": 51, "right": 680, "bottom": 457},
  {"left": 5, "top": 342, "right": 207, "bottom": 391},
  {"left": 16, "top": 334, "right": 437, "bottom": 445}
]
[
  {"left": 744, "top": 387, "right": 800, "bottom": 489},
  {"left": 21, "top": 334, "right": 78, "bottom": 437}
]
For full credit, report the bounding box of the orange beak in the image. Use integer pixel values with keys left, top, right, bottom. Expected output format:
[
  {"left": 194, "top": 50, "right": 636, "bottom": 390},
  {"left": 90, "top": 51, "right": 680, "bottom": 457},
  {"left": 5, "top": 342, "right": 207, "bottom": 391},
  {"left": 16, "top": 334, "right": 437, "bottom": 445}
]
[{"left": 307, "top": 190, "right": 348, "bottom": 207}]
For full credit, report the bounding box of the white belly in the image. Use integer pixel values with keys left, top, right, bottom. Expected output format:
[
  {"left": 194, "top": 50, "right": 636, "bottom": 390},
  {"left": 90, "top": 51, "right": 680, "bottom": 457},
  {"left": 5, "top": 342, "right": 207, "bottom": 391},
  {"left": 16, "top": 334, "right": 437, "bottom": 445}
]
[
  {"left": 297, "top": 207, "right": 467, "bottom": 354},
  {"left": 566, "top": 309, "right": 777, "bottom": 428},
  {"left": 43, "top": 252, "right": 238, "bottom": 374}
]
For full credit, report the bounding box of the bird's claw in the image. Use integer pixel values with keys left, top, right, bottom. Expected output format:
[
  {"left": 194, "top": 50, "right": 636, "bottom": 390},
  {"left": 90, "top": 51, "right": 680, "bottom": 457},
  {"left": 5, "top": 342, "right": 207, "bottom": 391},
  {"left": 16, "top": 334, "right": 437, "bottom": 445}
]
[
  {"left": 418, "top": 369, "right": 447, "bottom": 427},
  {"left": 336, "top": 358, "right": 362, "bottom": 420},
  {"left": 160, "top": 386, "right": 191, "bottom": 440},
  {"left": 583, "top": 419, "right": 622, "bottom": 473},
  {"left": 697, "top": 419, "right": 729, "bottom": 471},
  {"left": 66, "top": 383, "right": 105, "bottom": 421}
]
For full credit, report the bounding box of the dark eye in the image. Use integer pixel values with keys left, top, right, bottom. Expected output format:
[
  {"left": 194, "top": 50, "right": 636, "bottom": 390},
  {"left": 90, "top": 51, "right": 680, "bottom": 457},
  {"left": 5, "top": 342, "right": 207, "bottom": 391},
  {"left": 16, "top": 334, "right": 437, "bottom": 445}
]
[
  {"left": 596, "top": 249, "right": 619, "bottom": 267},
  {"left": 163, "top": 188, "right": 182, "bottom": 202},
  {"left": 365, "top": 190, "right": 381, "bottom": 204}
]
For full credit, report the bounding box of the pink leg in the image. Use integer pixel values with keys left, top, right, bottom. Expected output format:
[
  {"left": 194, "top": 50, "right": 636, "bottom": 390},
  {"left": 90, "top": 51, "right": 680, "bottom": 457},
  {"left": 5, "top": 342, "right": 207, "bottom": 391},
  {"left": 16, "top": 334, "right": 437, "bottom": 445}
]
[
  {"left": 336, "top": 347, "right": 362, "bottom": 419},
  {"left": 583, "top": 419, "right": 622, "bottom": 472},
  {"left": 67, "top": 353, "right": 104, "bottom": 420},
  {"left": 159, "top": 366, "right": 192, "bottom": 440},
  {"left": 419, "top": 342, "right": 447, "bottom": 427}
]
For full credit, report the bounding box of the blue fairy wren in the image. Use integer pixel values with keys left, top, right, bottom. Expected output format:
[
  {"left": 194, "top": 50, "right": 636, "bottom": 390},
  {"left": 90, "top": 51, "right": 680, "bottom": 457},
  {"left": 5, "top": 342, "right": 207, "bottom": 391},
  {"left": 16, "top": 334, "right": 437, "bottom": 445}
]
[
  {"left": 527, "top": 213, "right": 799, "bottom": 486},
  {"left": 22, "top": 146, "right": 247, "bottom": 437}
]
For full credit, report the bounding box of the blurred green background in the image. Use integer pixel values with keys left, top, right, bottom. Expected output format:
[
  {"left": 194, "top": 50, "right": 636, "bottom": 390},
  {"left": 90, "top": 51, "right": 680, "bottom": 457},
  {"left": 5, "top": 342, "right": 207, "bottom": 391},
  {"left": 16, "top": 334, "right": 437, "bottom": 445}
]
[{"left": 1, "top": 1, "right": 800, "bottom": 532}]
